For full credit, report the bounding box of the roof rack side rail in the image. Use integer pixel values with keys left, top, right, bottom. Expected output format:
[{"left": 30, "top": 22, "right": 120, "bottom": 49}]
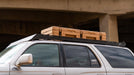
[{"left": 30, "top": 34, "right": 126, "bottom": 47}]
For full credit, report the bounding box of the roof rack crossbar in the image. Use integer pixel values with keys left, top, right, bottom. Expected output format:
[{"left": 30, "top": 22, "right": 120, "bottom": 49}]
[{"left": 30, "top": 34, "right": 126, "bottom": 47}]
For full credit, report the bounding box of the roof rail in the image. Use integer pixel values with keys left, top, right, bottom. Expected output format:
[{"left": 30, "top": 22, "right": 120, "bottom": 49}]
[{"left": 30, "top": 34, "right": 126, "bottom": 47}]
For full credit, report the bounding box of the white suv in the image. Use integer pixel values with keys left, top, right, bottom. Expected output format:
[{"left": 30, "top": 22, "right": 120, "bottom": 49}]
[{"left": 0, "top": 34, "right": 134, "bottom": 75}]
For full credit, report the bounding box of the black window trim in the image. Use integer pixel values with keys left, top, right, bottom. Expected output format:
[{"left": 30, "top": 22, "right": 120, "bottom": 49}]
[
  {"left": 20, "top": 43, "right": 63, "bottom": 67},
  {"left": 61, "top": 44, "right": 101, "bottom": 68}
]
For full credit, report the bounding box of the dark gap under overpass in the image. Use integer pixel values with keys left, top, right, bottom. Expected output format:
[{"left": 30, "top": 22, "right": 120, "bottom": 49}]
[{"left": 0, "top": 9, "right": 134, "bottom": 52}]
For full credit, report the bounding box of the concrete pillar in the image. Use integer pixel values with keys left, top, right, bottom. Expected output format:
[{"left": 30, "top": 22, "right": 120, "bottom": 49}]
[{"left": 99, "top": 14, "right": 119, "bottom": 42}]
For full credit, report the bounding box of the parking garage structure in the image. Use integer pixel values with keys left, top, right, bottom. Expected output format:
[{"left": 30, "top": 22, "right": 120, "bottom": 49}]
[{"left": 0, "top": 0, "right": 134, "bottom": 52}]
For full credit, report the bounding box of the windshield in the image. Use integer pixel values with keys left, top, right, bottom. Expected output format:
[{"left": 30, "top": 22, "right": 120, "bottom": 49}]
[{"left": 0, "top": 43, "right": 26, "bottom": 64}]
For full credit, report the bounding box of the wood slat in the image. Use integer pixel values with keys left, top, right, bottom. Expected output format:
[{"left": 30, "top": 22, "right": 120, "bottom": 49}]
[
  {"left": 61, "top": 27, "right": 80, "bottom": 38},
  {"left": 41, "top": 26, "right": 60, "bottom": 36},
  {"left": 100, "top": 32, "right": 106, "bottom": 41},
  {"left": 81, "top": 30, "right": 100, "bottom": 40}
]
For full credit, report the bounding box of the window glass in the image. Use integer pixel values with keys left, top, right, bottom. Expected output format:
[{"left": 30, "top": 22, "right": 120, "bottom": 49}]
[
  {"left": 95, "top": 46, "right": 134, "bottom": 68},
  {"left": 63, "top": 45, "right": 100, "bottom": 67},
  {"left": 23, "top": 44, "right": 59, "bottom": 67},
  {"left": 88, "top": 50, "right": 100, "bottom": 67}
]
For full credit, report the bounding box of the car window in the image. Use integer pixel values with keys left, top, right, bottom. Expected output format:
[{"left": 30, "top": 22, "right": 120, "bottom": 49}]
[
  {"left": 88, "top": 49, "right": 100, "bottom": 68},
  {"left": 95, "top": 46, "right": 134, "bottom": 68},
  {"left": 63, "top": 45, "right": 100, "bottom": 67},
  {"left": 23, "top": 44, "right": 60, "bottom": 67}
]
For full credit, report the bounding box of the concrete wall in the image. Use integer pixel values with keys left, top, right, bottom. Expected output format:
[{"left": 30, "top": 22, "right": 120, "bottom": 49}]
[{"left": 0, "top": 0, "right": 134, "bottom": 14}]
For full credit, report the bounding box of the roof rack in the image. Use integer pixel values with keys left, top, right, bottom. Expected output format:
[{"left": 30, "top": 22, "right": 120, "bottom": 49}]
[{"left": 30, "top": 34, "right": 126, "bottom": 47}]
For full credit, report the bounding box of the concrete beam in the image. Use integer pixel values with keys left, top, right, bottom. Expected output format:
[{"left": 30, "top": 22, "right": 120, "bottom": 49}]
[
  {"left": 0, "top": 0, "right": 134, "bottom": 14},
  {"left": 0, "top": 0, "right": 68, "bottom": 10},
  {"left": 99, "top": 14, "right": 119, "bottom": 42}
]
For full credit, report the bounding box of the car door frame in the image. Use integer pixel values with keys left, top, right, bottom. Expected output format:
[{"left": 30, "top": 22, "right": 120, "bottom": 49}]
[
  {"left": 60, "top": 42, "right": 107, "bottom": 75},
  {"left": 9, "top": 41, "right": 65, "bottom": 75}
]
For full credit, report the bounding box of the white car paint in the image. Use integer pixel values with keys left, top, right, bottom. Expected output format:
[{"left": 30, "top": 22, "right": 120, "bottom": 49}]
[{"left": 0, "top": 39, "right": 133, "bottom": 75}]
